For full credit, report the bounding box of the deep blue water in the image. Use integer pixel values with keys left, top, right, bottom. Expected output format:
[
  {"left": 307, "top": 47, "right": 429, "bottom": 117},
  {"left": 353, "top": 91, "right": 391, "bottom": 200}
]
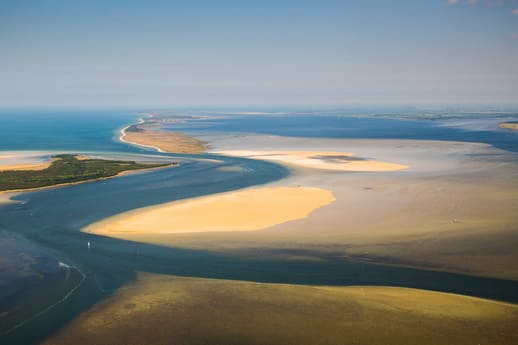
[
  {"left": 0, "top": 109, "right": 141, "bottom": 152},
  {"left": 167, "top": 114, "right": 518, "bottom": 153}
]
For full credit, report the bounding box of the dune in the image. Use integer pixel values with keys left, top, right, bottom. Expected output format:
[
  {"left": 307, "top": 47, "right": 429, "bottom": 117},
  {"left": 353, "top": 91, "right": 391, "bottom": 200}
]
[
  {"left": 214, "top": 150, "right": 408, "bottom": 171},
  {"left": 84, "top": 186, "right": 336, "bottom": 235}
]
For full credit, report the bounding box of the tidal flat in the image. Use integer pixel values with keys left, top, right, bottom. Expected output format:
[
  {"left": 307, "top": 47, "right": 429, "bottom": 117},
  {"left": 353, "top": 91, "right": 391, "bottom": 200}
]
[
  {"left": 95, "top": 135, "right": 518, "bottom": 281},
  {"left": 43, "top": 273, "right": 518, "bottom": 345}
]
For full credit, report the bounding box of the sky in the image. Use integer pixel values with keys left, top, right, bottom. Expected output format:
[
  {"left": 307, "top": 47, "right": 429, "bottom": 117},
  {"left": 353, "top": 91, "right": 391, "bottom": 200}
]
[{"left": 0, "top": 0, "right": 517, "bottom": 108}]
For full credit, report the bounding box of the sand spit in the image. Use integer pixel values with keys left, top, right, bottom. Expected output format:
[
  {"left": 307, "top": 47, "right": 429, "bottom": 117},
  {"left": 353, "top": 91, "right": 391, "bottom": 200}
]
[
  {"left": 84, "top": 186, "right": 336, "bottom": 235},
  {"left": 214, "top": 150, "right": 408, "bottom": 171},
  {"left": 119, "top": 120, "right": 207, "bottom": 154}
]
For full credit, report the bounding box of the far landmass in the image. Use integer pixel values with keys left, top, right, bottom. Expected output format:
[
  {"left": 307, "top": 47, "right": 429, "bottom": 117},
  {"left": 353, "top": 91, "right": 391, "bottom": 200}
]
[
  {"left": 0, "top": 154, "right": 173, "bottom": 192},
  {"left": 499, "top": 122, "right": 518, "bottom": 131}
]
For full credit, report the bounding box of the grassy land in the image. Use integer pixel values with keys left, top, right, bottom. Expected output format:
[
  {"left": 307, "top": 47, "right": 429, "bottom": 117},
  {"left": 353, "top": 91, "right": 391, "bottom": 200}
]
[{"left": 0, "top": 154, "right": 173, "bottom": 191}]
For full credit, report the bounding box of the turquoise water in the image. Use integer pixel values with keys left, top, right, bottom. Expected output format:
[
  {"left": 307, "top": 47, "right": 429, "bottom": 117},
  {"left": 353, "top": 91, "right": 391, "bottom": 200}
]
[{"left": 1, "top": 108, "right": 517, "bottom": 344}]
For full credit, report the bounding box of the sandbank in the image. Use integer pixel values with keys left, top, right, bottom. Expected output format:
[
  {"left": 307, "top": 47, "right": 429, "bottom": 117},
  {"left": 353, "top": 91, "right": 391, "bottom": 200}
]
[
  {"left": 43, "top": 273, "right": 518, "bottom": 345},
  {"left": 84, "top": 186, "right": 335, "bottom": 235},
  {"left": 214, "top": 150, "right": 408, "bottom": 171}
]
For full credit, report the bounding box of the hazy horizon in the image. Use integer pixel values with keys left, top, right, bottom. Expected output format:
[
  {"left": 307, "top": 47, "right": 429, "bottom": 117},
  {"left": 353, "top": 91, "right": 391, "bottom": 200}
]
[{"left": 1, "top": 0, "right": 517, "bottom": 108}]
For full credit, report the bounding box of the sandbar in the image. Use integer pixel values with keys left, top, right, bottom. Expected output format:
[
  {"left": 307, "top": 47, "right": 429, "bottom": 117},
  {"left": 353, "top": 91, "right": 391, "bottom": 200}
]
[
  {"left": 214, "top": 150, "right": 408, "bottom": 171},
  {"left": 84, "top": 186, "right": 335, "bottom": 235}
]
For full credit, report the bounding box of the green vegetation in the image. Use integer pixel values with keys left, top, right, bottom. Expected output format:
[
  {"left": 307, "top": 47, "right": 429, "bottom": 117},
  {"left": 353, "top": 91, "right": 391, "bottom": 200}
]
[{"left": 0, "top": 154, "right": 173, "bottom": 192}]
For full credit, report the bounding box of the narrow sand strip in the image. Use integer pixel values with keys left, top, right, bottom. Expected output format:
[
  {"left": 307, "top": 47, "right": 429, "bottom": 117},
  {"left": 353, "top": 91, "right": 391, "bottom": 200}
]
[
  {"left": 84, "top": 186, "right": 335, "bottom": 235},
  {"left": 214, "top": 150, "right": 408, "bottom": 171}
]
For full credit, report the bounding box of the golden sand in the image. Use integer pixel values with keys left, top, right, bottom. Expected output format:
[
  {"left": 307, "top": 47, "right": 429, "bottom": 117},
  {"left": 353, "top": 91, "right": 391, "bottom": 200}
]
[
  {"left": 214, "top": 150, "right": 408, "bottom": 171},
  {"left": 43, "top": 273, "right": 518, "bottom": 345},
  {"left": 84, "top": 186, "right": 336, "bottom": 235}
]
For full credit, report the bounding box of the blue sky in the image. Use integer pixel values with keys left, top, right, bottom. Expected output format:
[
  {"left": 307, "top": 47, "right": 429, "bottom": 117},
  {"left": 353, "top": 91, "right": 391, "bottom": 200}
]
[{"left": 1, "top": 0, "right": 517, "bottom": 107}]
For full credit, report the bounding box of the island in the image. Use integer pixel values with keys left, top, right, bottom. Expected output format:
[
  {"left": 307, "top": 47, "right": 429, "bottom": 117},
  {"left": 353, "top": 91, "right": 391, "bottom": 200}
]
[
  {"left": 499, "top": 122, "right": 518, "bottom": 131},
  {"left": 0, "top": 154, "right": 173, "bottom": 192}
]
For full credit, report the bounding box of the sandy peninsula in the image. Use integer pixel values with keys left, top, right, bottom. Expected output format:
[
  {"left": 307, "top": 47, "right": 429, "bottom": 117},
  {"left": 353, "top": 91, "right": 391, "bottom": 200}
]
[
  {"left": 84, "top": 186, "right": 335, "bottom": 235},
  {"left": 43, "top": 273, "right": 518, "bottom": 345},
  {"left": 120, "top": 121, "right": 208, "bottom": 154},
  {"left": 214, "top": 150, "right": 408, "bottom": 171}
]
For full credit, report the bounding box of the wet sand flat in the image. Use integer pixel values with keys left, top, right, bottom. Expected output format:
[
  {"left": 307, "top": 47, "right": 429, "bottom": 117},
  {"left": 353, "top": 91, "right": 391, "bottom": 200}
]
[{"left": 42, "top": 273, "right": 518, "bottom": 345}]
